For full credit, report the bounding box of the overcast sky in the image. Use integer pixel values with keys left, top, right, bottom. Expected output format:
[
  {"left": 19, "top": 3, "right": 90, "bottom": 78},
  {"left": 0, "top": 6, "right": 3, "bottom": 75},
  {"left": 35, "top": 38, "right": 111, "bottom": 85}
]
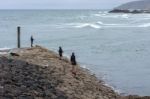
[{"left": 0, "top": 0, "right": 136, "bottom": 9}]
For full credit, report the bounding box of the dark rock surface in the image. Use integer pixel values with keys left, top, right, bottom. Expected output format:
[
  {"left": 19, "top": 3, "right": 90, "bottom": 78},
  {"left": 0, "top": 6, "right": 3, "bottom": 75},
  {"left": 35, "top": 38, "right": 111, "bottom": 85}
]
[{"left": 109, "top": 9, "right": 150, "bottom": 14}]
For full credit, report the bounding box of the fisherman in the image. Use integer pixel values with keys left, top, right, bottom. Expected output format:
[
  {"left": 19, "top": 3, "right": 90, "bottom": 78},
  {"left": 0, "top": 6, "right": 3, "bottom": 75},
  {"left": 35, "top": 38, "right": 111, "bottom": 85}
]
[
  {"left": 30, "top": 35, "right": 34, "bottom": 47},
  {"left": 70, "top": 52, "right": 76, "bottom": 65},
  {"left": 70, "top": 52, "right": 77, "bottom": 77},
  {"left": 58, "top": 46, "right": 63, "bottom": 59}
]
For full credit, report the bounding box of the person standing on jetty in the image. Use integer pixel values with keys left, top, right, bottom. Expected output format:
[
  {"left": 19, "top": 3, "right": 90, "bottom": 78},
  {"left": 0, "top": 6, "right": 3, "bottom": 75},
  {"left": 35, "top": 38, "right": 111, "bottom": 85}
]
[
  {"left": 30, "top": 36, "right": 34, "bottom": 47},
  {"left": 58, "top": 46, "right": 63, "bottom": 59},
  {"left": 70, "top": 52, "right": 77, "bottom": 76},
  {"left": 70, "top": 52, "right": 76, "bottom": 65}
]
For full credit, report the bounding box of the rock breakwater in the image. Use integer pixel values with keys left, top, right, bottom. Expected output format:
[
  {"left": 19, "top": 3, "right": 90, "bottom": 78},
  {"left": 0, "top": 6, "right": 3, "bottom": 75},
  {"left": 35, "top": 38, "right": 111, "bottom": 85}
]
[{"left": 0, "top": 45, "right": 149, "bottom": 99}]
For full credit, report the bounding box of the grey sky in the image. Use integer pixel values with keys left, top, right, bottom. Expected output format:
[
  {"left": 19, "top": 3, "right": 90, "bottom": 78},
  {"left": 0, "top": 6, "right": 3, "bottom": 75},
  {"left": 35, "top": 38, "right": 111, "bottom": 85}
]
[{"left": 0, "top": 0, "right": 136, "bottom": 9}]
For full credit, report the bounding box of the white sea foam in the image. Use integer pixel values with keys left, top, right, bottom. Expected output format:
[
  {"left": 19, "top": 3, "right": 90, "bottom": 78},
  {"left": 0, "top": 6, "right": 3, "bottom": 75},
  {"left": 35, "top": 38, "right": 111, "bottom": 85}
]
[
  {"left": 94, "top": 14, "right": 129, "bottom": 19},
  {"left": 96, "top": 21, "right": 104, "bottom": 25},
  {"left": 66, "top": 22, "right": 127, "bottom": 28},
  {"left": 103, "top": 83, "right": 121, "bottom": 94},
  {"left": 93, "top": 11, "right": 108, "bottom": 17},
  {"left": 0, "top": 47, "right": 10, "bottom": 55},
  {"left": 97, "top": 21, "right": 126, "bottom": 27},
  {"left": 66, "top": 21, "right": 129, "bottom": 29},
  {"left": 0, "top": 52, "right": 8, "bottom": 55},
  {"left": 63, "top": 53, "right": 70, "bottom": 59},
  {"left": 121, "top": 14, "right": 129, "bottom": 19},
  {"left": 74, "top": 23, "right": 101, "bottom": 29},
  {"left": 81, "top": 65, "right": 87, "bottom": 69},
  {"left": 0, "top": 47, "right": 10, "bottom": 51},
  {"left": 138, "top": 23, "right": 150, "bottom": 27},
  {"left": 94, "top": 14, "right": 102, "bottom": 17},
  {"left": 112, "top": 14, "right": 129, "bottom": 19}
]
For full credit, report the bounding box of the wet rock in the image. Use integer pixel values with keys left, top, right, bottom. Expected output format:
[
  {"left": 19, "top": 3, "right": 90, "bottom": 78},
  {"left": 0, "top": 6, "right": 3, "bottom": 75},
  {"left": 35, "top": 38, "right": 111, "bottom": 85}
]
[{"left": 10, "top": 52, "right": 20, "bottom": 56}]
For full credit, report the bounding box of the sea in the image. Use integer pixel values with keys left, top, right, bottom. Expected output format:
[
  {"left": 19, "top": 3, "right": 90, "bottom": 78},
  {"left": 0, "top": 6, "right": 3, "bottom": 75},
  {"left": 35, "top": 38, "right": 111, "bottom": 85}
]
[{"left": 0, "top": 10, "right": 150, "bottom": 96}]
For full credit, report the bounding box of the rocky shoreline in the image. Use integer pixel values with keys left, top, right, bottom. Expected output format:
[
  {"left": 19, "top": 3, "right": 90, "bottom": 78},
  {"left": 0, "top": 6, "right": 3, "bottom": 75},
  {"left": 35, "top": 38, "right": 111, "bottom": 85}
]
[
  {"left": 109, "top": 9, "right": 150, "bottom": 14},
  {"left": 0, "top": 45, "right": 150, "bottom": 99}
]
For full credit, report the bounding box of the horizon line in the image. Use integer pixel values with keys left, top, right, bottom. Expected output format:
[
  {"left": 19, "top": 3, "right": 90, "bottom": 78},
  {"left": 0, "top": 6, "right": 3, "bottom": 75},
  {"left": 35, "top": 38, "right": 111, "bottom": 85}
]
[{"left": 0, "top": 8, "right": 111, "bottom": 10}]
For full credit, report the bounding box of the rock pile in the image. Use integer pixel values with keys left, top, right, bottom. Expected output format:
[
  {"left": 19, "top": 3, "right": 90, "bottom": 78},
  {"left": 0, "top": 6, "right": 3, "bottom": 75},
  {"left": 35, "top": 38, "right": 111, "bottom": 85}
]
[
  {"left": 0, "top": 46, "right": 118, "bottom": 99},
  {"left": 0, "top": 46, "right": 149, "bottom": 99}
]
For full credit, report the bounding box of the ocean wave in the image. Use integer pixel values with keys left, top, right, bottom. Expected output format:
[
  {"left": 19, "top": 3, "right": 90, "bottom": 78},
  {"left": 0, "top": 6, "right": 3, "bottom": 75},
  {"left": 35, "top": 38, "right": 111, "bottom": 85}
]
[
  {"left": 109, "top": 14, "right": 129, "bottom": 19},
  {"left": 138, "top": 23, "right": 150, "bottom": 27},
  {"left": 0, "top": 47, "right": 10, "bottom": 51},
  {"left": 92, "top": 12, "right": 105, "bottom": 17},
  {"left": 0, "top": 47, "right": 10, "bottom": 55},
  {"left": 121, "top": 14, "right": 129, "bottom": 19},
  {"left": 93, "top": 13, "right": 129, "bottom": 19},
  {"left": 98, "top": 11, "right": 108, "bottom": 14},
  {"left": 96, "top": 21, "right": 126, "bottom": 26},
  {"left": 74, "top": 23, "right": 101, "bottom": 29},
  {"left": 101, "top": 78, "right": 122, "bottom": 94},
  {"left": 65, "top": 21, "right": 131, "bottom": 29},
  {"left": 0, "top": 52, "right": 8, "bottom": 55},
  {"left": 96, "top": 21, "right": 104, "bottom": 25},
  {"left": 93, "top": 11, "right": 108, "bottom": 16},
  {"left": 54, "top": 23, "right": 102, "bottom": 29}
]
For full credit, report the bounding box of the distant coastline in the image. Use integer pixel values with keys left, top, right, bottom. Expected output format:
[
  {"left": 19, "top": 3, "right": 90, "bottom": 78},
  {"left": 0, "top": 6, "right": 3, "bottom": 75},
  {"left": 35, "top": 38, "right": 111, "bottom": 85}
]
[
  {"left": 109, "top": 0, "right": 150, "bottom": 14},
  {"left": 109, "top": 9, "right": 150, "bottom": 14}
]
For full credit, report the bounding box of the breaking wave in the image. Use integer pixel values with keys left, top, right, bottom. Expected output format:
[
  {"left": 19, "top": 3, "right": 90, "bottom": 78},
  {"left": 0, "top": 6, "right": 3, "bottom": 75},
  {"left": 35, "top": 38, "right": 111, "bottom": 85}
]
[
  {"left": 96, "top": 21, "right": 126, "bottom": 27},
  {"left": 138, "top": 23, "right": 150, "bottom": 27},
  {"left": 65, "top": 21, "right": 129, "bottom": 29},
  {"left": 74, "top": 23, "right": 101, "bottom": 29},
  {"left": 93, "top": 13, "right": 129, "bottom": 19},
  {"left": 0, "top": 47, "right": 11, "bottom": 55},
  {"left": 0, "top": 47, "right": 10, "bottom": 51}
]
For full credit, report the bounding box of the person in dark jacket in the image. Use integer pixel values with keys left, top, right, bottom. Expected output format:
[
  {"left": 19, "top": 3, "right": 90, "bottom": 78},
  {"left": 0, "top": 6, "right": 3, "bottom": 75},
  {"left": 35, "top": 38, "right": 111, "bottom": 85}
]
[
  {"left": 70, "top": 52, "right": 76, "bottom": 65},
  {"left": 70, "top": 52, "right": 77, "bottom": 77},
  {"left": 31, "top": 36, "right": 34, "bottom": 47},
  {"left": 58, "top": 46, "right": 63, "bottom": 59}
]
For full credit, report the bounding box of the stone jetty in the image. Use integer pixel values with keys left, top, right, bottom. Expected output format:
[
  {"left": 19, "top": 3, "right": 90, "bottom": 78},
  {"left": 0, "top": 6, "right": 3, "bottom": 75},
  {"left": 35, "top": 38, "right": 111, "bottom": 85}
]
[{"left": 0, "top": 45, "right": 149, "bottom": 99}]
